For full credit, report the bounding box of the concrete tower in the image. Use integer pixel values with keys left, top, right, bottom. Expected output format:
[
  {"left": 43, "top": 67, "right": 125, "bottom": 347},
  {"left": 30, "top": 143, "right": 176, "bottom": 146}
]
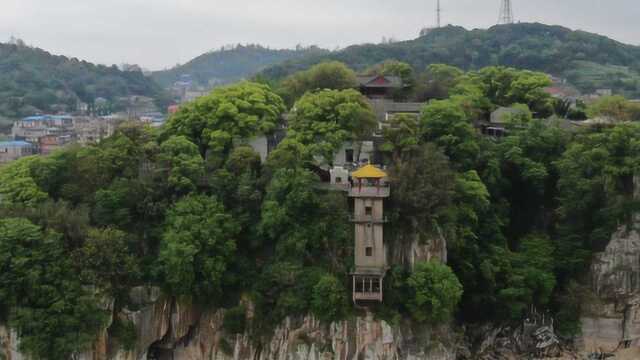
[{"left": 349, "top": 164, "right": 390, "bottom": 303}]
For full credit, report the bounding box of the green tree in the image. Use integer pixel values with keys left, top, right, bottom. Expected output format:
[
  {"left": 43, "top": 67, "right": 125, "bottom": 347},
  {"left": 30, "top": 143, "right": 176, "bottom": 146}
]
[
  {"left": 586, "top": 95, "right": 640, "bottom": 122},
  {"left": 0, "top": 156, "right": 49, "bottom": 207},
  {"left": 76, "top": 227, "right": 141, "bottom": 297},
  {"left": 389, "top": 143, "right": 455, "bottom": 243},
  {"left": 406, "top": 261, "right": 463, "bottom": 323},
  {"left": 0, "top": 218, "right": 108, "bottom": 359},
  {"left": 279, "top": 61, "right": 357, "bottom": 105},
  {"left": 260, "top": 168, "right": 350, "bottom": 266},
  {"left": 380, "top": 113, "right": 421, "bottom": 164},
  {"left": 158, "top": 194, "right": 239, "bottom": 300},
  {"left": 158, "top": 135, "right": 205, "bottom": 195},
  {"left": 288, "top": 89, "right": 376, "bottom": 164},
  {"left": 419, "top": 63, "right": 464, "bottom": 100},
  {"left": 311, "top": 274, "right": 349, "bottom": 322},
  {"left": 456, "top": 67, "right": 554, "bottom": 117},
  {"left": 498, "top": 234, "right": 556, "bottom": 319},
  {"left": 420, "top": 98, "right": 479, "bottom": 169},
  {"left": 163, "top": 82, "right": 285, "bottom": 157}
]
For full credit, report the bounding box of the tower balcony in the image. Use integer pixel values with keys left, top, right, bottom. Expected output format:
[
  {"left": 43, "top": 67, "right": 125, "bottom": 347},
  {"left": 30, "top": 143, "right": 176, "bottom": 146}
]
[
  {"left": 349, "top": 215, "right": 388, "bottom": 223},
  {"left": 348, "top": 185, "right": 390, "bottom": 198},
  {"left": 352, "top": 269, "right": 386, "bottom": 303}
]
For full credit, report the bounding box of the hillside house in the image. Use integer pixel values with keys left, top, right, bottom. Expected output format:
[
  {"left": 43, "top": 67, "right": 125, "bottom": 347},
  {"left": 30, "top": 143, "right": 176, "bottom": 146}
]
[
  {"left": 0, "top": 141, "right": 36, "bottom": 163},
  {"left": 38, "top": 134, "right": 73, "bottom": 155},
  {"left": 12, "top": 115, "right": 74, "bottom": 143}
]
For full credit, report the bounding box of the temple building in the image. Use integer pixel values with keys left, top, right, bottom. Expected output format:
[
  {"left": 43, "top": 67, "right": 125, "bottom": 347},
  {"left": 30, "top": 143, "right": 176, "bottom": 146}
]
[
  {"left": 349, "top": 164, "right": 390, "bottom": 303},
  {"left": 357, "top": 75, "right": 404, "bottom": 99}
]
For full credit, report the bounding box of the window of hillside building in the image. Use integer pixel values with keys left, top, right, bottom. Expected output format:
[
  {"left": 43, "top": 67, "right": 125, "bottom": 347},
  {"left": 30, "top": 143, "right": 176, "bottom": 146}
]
[
  {"left": 345, "top": 149, "right": 354, "bottom": 163},
  {"left": 366, "top": 247, "right": 373, "bottom": 256}
]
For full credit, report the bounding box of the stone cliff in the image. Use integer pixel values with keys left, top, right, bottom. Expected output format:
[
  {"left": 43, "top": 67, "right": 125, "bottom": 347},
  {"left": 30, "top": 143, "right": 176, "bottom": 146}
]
[
  {"left": 0, "top": 234, "right": 462, "bottom": 360},
  {"left": 1, "top": 286, "right": 460, "bottom": 360},
  {"left": 579, "top": 177, "right": 640, "bottom": 357},
  {"left": 581, "top": 224, "right": 640, "bottom": 355}
]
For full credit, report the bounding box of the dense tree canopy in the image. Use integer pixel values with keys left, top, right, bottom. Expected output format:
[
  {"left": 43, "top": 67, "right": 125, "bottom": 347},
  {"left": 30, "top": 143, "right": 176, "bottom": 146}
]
[
  {"left": 0, "top": 42, "right": 169, "bottom": 119},
  {"left": 158, "top": 194, "right": 239, "bottom": 300},
  {"left": 406, "top": 261, "right": 463, "bottom": 323},
  {"left": 3, "top": 63, "right": 640, "bottom": 358},
  {"left": 278, "top": 61, "right": 357, "bottom": 105},
  {"left": 163, "top": 82, "right": 286, "bottom": 157},
  {"left": 288, "top": 89, "right": 376, "bottom": 163},
  {"left": 260, "top": 23, "right": 640, "bottom": 98}
]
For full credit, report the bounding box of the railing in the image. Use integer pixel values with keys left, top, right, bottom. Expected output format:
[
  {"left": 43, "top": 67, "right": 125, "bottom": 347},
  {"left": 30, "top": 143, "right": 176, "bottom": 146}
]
[
  {"left": 348, "top": 185, "right": 390, "bottom": 198},
  {"left": 353, "top": 292, "right": 383, "bottom": 301}
]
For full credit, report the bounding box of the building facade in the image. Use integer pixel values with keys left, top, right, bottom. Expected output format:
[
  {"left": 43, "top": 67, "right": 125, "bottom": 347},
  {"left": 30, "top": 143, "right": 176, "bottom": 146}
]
[{"left": 0, "top": 141, "right": 36, "bottom": 163}]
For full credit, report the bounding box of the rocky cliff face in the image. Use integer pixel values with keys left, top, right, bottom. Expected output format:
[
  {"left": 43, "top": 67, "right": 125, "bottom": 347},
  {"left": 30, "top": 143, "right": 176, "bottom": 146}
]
[
  {"left": 1, "top": 286, "right": 460, "bottom": 360},
  {"left": 0, "top": 234, "right": 463, "bottom": 360},
  {"left": 580, "top": 177, "right": 640, "bottom": 355},
  {"left": 581, "top": 225, "right": 640, "bottom": 354}
]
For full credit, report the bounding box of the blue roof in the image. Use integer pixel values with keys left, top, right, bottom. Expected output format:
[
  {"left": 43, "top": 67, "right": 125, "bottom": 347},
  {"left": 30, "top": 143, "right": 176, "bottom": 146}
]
[
  {"left": 21, "top": 115, "right": 72, "bottom": 122},
  {"left": 22, "top": 115, "right": 48, "bottom": 121},
  {"left": 0, "top": 141, "right": 34, "bottom": 148}
]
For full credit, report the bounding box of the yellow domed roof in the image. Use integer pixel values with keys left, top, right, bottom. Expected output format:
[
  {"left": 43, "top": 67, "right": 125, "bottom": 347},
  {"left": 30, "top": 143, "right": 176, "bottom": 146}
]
[{"left": 351, "top": 164, "right": 387, "bottom": 179}]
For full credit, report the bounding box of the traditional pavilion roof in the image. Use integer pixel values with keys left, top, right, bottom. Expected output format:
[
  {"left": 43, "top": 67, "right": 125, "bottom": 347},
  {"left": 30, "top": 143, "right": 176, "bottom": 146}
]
[
  {"left": 356, "top": 75, "right": 403, "bottom": 88},
  {"left": 351, "top": 164, "right": 387, "bottom": 179}
]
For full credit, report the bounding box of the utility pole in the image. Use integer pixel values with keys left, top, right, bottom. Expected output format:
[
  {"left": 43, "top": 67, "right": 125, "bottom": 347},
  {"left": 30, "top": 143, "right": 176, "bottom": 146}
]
[{"left": 498, "top": 0, "right": 514, "bottom": 24}]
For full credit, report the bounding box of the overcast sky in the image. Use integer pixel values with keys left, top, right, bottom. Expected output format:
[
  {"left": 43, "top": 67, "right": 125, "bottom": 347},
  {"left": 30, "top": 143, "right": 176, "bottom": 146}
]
[{"left": 1, "top": 0, "right": 638, "bottom": 70}]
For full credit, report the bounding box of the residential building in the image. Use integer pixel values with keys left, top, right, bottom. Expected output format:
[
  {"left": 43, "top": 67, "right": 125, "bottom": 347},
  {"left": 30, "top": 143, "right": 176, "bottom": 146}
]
[
  {"left": 38, "top": 134, "right": 73, "bottom": 155},
  {"left": 0, "top": 141, "right": 36, "bottom": 163},
  {"left": 12, "top": 115, "right": 74, "bottom": 143}
]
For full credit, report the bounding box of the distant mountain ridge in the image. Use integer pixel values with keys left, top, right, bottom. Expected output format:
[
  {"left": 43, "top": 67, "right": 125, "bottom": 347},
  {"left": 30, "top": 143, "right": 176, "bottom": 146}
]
[
  {"left": 0, "top": 41, "right": 168, "bottom": 120},
  {"left": 151, "top": 44, "right": 329, "bottom": 88},
  {"left": 260, "top": 23, "right": 640, "bottom": 97}
]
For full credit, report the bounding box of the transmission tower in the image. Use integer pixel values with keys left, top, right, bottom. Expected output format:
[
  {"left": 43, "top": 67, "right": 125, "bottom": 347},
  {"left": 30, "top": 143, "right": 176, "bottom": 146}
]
[
  {"left": 436, "top": 0, "right": 442, "bottom": 28},
  {"left": 498, "top": 0, "right": 514, "bottom": 24}
]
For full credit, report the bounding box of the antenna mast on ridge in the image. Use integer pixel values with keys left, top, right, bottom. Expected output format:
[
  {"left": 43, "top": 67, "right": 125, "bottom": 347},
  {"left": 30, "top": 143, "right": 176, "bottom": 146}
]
[
  {"left": 436, "top": 0, "right": 442, "bottom": 28},
  {"left": 498, "top": 0, "right": 514, "bottom": 24}
]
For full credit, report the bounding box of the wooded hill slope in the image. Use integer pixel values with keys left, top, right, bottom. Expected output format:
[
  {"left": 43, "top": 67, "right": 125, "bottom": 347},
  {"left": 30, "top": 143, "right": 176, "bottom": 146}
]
[
  {"left": 0, "top": 41, "right": 169, "bottom": 120},
  {"left": 261, "top": 23, "right": 640, "bottom": 97},
  {"left": 151, "top": 44, "right": 328, "bottom": 88}
]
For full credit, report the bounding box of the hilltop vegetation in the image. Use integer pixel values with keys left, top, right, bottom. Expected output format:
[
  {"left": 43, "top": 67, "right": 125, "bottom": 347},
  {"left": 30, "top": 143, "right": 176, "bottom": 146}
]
[
  {"left": 151, "top": 44, "right": 328, "bottom": 88},
  {"left": 261, "top": 23, "right": 640, "bottom": 97},
  {"left": 2, "top": 60, "right": 640, "bottom": 358},
  {"left": 0, "top": 41, "right": 170, "bottom": 119}
]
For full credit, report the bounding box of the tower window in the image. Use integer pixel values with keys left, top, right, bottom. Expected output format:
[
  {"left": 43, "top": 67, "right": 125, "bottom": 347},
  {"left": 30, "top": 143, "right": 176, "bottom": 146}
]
[
  {"left": 365, "top": 206, "right": 372, "bottom": 216},
  {"left": 365, "top": 247, "right": 373, "bottom": 256}
]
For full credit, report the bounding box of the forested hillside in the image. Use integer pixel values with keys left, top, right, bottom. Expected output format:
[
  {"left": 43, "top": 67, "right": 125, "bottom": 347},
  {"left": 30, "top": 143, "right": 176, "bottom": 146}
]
[
  {"left": 261, "top": 23, "right": 640, "bottom": 97},
  {"left": 151, "top": 44, "right": 328, "bottom": 88},
  {"left": 0, "top": 41, "right": 170, "bottom": 120},
  {"left": 2, "top": 61, "right": 640, "bottom": 357}
]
